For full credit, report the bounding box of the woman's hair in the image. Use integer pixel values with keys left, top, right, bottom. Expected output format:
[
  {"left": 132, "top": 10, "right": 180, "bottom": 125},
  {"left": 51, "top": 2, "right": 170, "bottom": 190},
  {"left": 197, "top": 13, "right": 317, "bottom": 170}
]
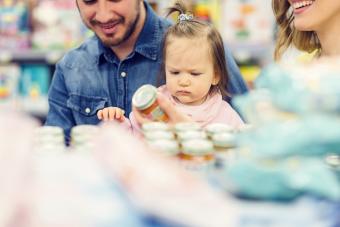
[
  {"left": 272, "top": 0, "right": 321, "bottom": 60},
  {"left": 159, "top": 0, "right": 229, "bottom": 98}
]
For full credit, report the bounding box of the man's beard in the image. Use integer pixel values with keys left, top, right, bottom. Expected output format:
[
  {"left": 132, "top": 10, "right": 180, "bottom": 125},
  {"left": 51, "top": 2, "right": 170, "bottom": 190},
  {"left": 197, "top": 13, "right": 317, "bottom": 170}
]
[
  {"left": 103, "top": 10, "right": 140, "bottom": 47},
  {"left": 76, "top": 0, "right": 141, "bottom": 47}
]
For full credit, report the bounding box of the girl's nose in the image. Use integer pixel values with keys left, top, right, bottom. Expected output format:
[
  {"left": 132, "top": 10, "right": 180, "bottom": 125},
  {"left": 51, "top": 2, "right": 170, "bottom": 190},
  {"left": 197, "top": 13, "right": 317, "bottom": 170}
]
[{"left": 178, "top": 75, "right": 191, "bottom": 86}]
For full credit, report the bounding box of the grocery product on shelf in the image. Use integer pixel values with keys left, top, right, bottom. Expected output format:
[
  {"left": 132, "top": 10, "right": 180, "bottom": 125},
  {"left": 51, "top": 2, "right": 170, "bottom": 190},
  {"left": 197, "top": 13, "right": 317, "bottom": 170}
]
[
  {"left": 225, "top": 57, "right": 340, "bottom": 201},
  {"left": 0, "top": 0, "right": 30, "bottom": 50},
  {"left": 31, "top": 0, "right": 90, "bottom": 50},
  {"left": 0, "top": 64, "right": 20, "bottom": 103}
]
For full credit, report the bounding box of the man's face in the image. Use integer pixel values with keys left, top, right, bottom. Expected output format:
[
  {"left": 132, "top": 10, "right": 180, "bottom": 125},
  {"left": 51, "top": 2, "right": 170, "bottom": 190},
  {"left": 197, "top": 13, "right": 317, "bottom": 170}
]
[{"left": 76, "top": 0, "right": 142, "bottom": 47}]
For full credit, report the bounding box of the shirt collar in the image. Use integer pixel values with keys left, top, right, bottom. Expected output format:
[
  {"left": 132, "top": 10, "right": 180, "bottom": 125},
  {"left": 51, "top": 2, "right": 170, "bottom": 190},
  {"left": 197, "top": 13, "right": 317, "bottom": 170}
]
[
  {"left": 96, "top": 1, "right": 161, "bottom": 64},
  {"left": 134, "top": 1, "right": 161, "bottom": 61}
]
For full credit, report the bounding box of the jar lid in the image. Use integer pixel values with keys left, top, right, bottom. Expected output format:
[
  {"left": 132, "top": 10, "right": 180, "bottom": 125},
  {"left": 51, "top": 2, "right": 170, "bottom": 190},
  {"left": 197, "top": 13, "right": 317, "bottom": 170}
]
[
  {"left": 177, "top": 130, "right": 207, "bottom": 141},
  {"left": 132, "top": 84, "right": 157, "bottom": 110},
  {"left": 142, "top": 122, "right": 170, "bottom": 131},
  {"left": 174, "top": 122, "right": 201, "bottom": 132},
  {"left": 144, "top": 131, "right": 175, "bottom": 140},
  {"left": 71, "top": 125, "right": 99, "bottom": 136},
  {"left": 182, "top": 139, "right": 214, "bottom": 155},
  {"left": 35, "top": 126, "right": 63, "bottom": 137},
  {"left": 147, "top": 139, "right": 179, "bottom": 155},
  {"left": 205, "top": 123, "right": 233, "bottom": 136},
  {"left": 212, "top": 132, "right": 236, "bottom": 148}
]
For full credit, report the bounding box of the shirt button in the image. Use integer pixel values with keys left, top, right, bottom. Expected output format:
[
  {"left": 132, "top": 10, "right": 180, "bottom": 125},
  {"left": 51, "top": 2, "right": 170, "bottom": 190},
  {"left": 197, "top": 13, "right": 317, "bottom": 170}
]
[
  {"left": 121, "top": 72, "right": 127, "bottom": 77},
  {"left": 85, "top": 107, "right": 91, "bottom": 114}
]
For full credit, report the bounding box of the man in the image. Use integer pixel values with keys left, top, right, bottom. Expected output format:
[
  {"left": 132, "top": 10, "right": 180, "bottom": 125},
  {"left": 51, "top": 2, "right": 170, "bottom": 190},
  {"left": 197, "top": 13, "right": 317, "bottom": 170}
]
[{"left": 45, "top": 0, "right": 248, "bottom": 143}]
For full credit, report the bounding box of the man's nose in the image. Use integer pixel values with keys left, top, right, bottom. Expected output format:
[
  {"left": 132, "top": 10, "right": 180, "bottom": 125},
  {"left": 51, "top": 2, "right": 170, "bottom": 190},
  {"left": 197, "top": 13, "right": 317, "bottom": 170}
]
[{"left": 95, "top": 1, "right": 114, "bottom": 23}]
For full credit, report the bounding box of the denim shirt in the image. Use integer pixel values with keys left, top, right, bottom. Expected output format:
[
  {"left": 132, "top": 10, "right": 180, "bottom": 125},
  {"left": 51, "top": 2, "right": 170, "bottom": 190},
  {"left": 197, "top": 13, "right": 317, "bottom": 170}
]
[{"left": 45, "top": 2, "right": 248, "bottom": 143}]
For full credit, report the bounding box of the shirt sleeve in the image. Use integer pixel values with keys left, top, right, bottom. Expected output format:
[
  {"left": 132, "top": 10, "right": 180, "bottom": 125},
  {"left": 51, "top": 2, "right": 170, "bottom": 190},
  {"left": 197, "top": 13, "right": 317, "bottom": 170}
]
[
  {"left": 45, "top": 62, "right": 75, "bottom": 144},
  {"left": 128, "top": 111, "right": 144, "bottom": 138},
  {"left": 224, "top": 46, "right": 249, "bottom": 97}
]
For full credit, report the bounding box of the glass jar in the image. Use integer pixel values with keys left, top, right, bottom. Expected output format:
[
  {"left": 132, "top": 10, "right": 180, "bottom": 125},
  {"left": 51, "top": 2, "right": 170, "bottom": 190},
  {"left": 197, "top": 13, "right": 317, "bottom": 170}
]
[
  {"left": 142, "top": 122, "right": 171, "bottom": 132},
  {"left": 205, "top": 123, "right": 234, "bottom": 138},
  {"left": 147, "top": 139, "right": 179, "bottom": 156},
  {"left": 34, "top": 126, "right": 65, "bottom": 154},
  {"left": 177, "top": 130, "right": 207, "bottom": 142},
  {"left": 174, "top": 122, "right": 201, "bottom": 133},
  {"left": 211, "top": 132, "right": 236, "bottom": 151},
  {"left": 71, "top": 125, "right": 99, "bottom": 152},
  {"left": 132, "top": 84, "right": 168, "bottom": 122},
  {"left": 143, "top": 131, "right": 175, "bottom": 141},
  {"left": 178, "top": 139, "right": 215, "bottom": 172},
  {"left": 211, "top": 132, "right": 237, "bottom": 169}
]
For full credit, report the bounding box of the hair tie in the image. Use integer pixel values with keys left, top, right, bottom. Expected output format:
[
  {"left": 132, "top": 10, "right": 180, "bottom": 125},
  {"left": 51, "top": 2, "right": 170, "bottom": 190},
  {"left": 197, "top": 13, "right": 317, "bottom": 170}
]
[{"left": 178, "top": 13, "right": 193, "bottom": 22}]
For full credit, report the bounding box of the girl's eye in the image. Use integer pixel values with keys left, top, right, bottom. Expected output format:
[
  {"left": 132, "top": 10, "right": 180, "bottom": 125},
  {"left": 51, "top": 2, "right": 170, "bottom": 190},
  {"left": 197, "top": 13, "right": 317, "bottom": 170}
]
[
  {"left": 83, "top": 0, "right": 96, "bottom": 4},
  {"left": 170, "top": 71, "right": 180, "bottom": 75},
  {"left": 191, "top": 72, "right": 202, "bottom": 76}
]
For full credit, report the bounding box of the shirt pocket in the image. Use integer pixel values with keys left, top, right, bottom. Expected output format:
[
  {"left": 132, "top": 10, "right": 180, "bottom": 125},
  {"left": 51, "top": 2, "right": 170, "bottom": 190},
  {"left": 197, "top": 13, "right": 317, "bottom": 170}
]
[{"left": 67, "top": 94, "right": 107, "bottom": 124}]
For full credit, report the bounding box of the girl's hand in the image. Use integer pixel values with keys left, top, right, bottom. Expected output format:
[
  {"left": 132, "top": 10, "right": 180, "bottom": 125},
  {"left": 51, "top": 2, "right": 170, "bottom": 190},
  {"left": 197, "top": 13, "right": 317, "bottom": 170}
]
[
  {"left": 97, "top": 107, "right": 126, "bottom": 122},
  {"left": 132, "top": 92, "right": 192, "bottom": 125}
]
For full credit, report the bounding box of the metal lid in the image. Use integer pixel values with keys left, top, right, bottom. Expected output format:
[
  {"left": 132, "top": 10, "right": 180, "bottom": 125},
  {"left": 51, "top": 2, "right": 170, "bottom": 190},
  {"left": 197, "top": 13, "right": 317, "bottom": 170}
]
[
  {"left": 182, "top": 139, "right": 214, "bottom": 155},
  {"left": 71, "top": 125, "right": 99, "bottom": 136},
  {"left": 212, "top": 132, "right": 236, "bottom": 148},
  {"left": 132, "top": 84, "right": 157, "bottom": 110},
  {"left": 147, "top": 139, "right": 179, "bottom": 155},
  {"left": 174, "top": 122, "right": 201, "bottom": 132},
  {"left": 35, "top": 126, "right": 63, "bottom": 137},
  {"left": 177, "top": 130, "right": 207, "bottom": 141},
  {"left": 205, "top": 123, "right": 233, "bottom": 136},
  {"left": 142, "top": 122, "right": 170, "bottom": 131},
  {"left": 144, "top": 131, "right": 175, "bottom": 140}
]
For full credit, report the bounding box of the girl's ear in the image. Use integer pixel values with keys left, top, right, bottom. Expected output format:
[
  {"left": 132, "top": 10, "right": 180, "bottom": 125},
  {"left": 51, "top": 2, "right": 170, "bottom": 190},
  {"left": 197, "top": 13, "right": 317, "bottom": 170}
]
[{"left": 212, "top": 74, "right": 220, "bottom": 86}]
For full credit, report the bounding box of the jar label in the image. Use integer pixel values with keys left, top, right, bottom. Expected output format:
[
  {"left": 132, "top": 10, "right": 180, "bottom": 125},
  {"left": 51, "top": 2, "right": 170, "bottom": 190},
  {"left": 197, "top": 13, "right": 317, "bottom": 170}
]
[{"left": 150, "top": 106, "right": 166, "bottom": 121}]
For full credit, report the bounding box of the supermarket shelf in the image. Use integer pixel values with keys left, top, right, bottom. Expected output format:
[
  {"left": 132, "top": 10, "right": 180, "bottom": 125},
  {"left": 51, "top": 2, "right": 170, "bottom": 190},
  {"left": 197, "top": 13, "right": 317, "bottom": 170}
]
[
  {"left": 227, "top": 41, "right": 274, "bottom": 63},
  {"left": 19, "top": 96, "right": 49, "bottom": 117},
  {"left": 0, "top": 50, "right": 65, "bottom": 64}
]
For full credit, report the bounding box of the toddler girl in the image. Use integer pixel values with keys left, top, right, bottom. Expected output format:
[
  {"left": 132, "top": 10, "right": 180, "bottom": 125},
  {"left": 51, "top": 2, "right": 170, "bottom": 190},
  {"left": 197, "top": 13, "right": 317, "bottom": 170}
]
[{"left": 97, "top": 0, "right": 244, "bottom": 131}]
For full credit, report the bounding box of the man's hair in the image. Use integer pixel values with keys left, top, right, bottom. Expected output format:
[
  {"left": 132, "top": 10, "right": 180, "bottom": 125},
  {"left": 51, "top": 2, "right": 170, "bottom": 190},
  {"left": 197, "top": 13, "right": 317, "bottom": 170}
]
[
  {"left": 159, "top": 0, "right": 230, "bottom": 98},
  {"left": 272, "top": 0, "right": 321, "bottom": 60}
]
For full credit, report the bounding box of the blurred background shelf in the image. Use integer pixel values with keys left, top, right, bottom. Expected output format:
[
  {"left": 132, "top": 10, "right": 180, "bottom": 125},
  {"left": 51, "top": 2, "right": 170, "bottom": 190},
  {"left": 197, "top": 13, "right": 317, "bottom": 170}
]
[
  {"left": 0, "top": 50, "right": 65, "bottom": 64},
  {"left": 0, "top": 0, "right": 276, "bottom": 123}
]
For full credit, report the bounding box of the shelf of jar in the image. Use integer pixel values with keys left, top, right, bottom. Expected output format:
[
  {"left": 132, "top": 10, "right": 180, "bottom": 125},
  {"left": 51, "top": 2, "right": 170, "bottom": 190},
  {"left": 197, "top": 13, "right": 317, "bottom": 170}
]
[{"left": 0, "top": 50, "right": 65, "bottom": 64}]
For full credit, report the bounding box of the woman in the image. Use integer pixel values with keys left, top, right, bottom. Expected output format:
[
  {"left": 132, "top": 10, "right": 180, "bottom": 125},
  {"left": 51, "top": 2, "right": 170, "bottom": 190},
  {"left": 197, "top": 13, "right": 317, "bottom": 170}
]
[{"left": 273, "top": 0, "right": 340, "bottom": 60}]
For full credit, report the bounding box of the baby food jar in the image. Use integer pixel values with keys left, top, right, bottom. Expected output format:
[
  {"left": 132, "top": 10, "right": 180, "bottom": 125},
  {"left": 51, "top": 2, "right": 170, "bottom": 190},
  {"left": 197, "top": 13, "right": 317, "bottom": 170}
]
[
  {"left": 205, "top": 123, "right": 234, "bottom": 138},
  {"left": 211, "top": 132, "right": 236, "bottom": 151},
  {"left": 70, "top": 125, "right": 99, "bottom": 152},
  {"left": 147, "top": 139, "right": 180, "bottom": 156},
  {"left": 143, "top": 130, "right": 175, "bottom": 141},
  {"left": 142, "top": 122, "right": 171, "bottom": 132},
  {"left": 34, "top": 126, "right": 66, "bottom": 154},
  {"left": 174, "top": 122, "right": 201, "bottom": 133},
  {"left": 176, "top": 130, "right": 207, "bottom": 142},
  {"left": 178, "top": 139, "right": 215, "bottom": 173},
  {"left": 132, "top": 84, "right": 168, "bottom": 122},
  {"left": 211, "top": 132, "right": 237, "bottom": 169}
]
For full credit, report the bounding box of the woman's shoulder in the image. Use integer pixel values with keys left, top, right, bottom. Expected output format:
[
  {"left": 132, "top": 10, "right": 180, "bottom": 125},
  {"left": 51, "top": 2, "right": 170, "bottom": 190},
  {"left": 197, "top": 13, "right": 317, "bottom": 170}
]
[{"left": 297, "top": 49, "right": 320, "bottom": 63}]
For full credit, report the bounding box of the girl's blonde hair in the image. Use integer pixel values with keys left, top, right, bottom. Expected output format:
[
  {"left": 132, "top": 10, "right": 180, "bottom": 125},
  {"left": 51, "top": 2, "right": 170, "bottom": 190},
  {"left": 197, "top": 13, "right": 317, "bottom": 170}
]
[
  {"left": 159, "top": 0, "right": 230, "bottom": 98},
  {"left": 272, "top": 0, "right": 321, "bottom": 60}
]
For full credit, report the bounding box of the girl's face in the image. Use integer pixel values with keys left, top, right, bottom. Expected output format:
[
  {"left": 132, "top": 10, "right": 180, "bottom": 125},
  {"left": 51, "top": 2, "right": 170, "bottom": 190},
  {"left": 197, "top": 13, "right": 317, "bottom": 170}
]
[
  {"left": 165, "top": 37, "right": 220, "bottom": 106},
  {"left": 288, "top": 0, "right": 340, "bottom": 32}
]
